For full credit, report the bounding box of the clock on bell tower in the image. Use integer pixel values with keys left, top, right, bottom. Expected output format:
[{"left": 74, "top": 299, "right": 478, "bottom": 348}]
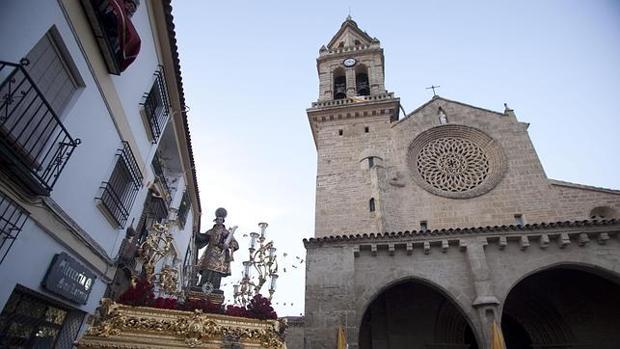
[{"left": 307, "top": 17, "right": 400, "bottom": 236}]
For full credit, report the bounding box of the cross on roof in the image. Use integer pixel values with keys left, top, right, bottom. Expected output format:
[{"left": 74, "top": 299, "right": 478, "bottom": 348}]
[{"left": 426, "top": 85, "right": 441, "bottom": 97}]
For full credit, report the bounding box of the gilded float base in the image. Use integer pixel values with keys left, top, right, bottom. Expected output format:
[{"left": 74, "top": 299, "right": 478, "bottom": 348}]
[{"left": 77, "top": 299, "right": 284, "bottom": 348}]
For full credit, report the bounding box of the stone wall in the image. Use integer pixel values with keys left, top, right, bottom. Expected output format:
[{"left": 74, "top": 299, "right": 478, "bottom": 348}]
[
  {"left": 312, "top": 97, "right": 620, "bottom": 237},
  {"left": 282, "top": 316, "right": 304, "bottom": 348},
  {"left": 303, "top": 221, "right": 620, "bottom": 349}
]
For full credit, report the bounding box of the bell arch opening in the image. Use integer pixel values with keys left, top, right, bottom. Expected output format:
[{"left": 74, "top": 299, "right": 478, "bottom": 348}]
[
  {"left": 502, "top": 266, "right": 620, "bottom": 349},
  {"left": 359, "top": 280, "right": 479, "bottom": 349},
  {"left": 355, "top": 64, "right": 370, "bottom": 96},
  {"left": 333, "top": 67, "right": 347, "bottom": 99}
]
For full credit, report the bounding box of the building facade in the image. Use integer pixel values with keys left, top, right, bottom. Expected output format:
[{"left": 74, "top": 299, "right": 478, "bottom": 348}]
[
  {"left": 0, "top": 1, "right": 201, "bottom": 347},
  {"left": 302, "top": 18, "right": 620, "bottom": 349}
]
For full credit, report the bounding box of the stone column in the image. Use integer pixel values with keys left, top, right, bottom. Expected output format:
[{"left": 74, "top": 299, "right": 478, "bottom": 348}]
[
  {"left": 465, "top": 237, "right": 500, "bottom": 349},
  {"left": 346, "top": 68, "right": 356, "bottom": 97}
]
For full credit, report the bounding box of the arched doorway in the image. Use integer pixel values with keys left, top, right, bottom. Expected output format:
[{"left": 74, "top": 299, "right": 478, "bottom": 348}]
[
  {"left": 359, "top": 280, "right": 479, "bottom": 349},
  {"left": 502, "top": 267, "right": 620, "bottom": 349}
]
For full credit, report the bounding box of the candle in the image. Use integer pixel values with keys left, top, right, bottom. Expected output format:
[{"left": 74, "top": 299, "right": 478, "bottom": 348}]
[
  {"left": 270, "top": 274, "right": 279, "bottom": 291},
  {"left": 250, "top": 232, "right": 259, "bottom": 249},
  {"left": 243, "top": 261, "right": 251, "bottom": 279},
  {"left": 224, "top": 225, "right": 237, "bottom": 247},
  {"left": 258, "top": 222, "right": 268, "bottom": 238}
]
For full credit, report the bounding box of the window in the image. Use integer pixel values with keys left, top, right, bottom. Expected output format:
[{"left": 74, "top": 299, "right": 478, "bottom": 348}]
[
  {"left": 333, "top": 68, "right": 347, "bottom": 100},
  {"left": 354, "top": 40, "right": 361, "bottom": 46},
  {"left": 140, "top": 67, "right": 170, "bottom": 142},
  {"left": 0, "top": 286, "right": 84, "bottom": 348},
  {"left": 177, "top": 190, "right": 190, "bottom": 228},
  {"left": 97, "top": 142, "right": 143, "bottom": 228},
  {"left": 368, "top": 157, "right": 374, "bottom": 169},
  {"left": 514, "top": 214, "right": 524, "bottom": 226},
  {"left": 0, "top": 192, "right": 28, "bottom": 265},
  {"left": 24, "top": 26, "right": 84, "bottom": 117},
  {"left": 369, "top": 198, "right": 375, "bottom": 212},
  {"left": 420, "top": 221, "right": 428, "bottom": 231},
  {"left": 365, "top": 126, "right": 369, "bottom": 133},
  {"left": 338, "top": 129, "right": 343, "bottom": 136}
]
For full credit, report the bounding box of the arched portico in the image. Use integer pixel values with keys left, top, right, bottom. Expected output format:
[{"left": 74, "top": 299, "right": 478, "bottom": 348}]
[
  {"left": 500, "top": 264, "right": 620, "bottom": 349},
  {"left": 358, "top": 278, "right": 480, "bottom": 349}
]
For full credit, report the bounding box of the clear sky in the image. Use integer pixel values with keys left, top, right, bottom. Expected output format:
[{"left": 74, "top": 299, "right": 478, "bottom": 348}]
[{"left": 171, "top": 0, "right": 620, "bottom": 316}]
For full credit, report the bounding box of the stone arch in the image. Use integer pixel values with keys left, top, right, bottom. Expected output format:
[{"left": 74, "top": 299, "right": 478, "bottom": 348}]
[
  {"left": 333, "top": 67, "right": 347, "bottom": 99},
  {"left": 589, "top": 205, "right": 619, "bottom": 219},
  {"left": 498, "top": 261, "right": 620, "bottom": 310},
  {"left": 357, "top": 276, "right": 481, "bottom": 349},
  {"left": 355, "top": 64, "right": 369, "bottom": 96},
  {"left": 500, "top": 263, "right": 620, "bottom": 349}
]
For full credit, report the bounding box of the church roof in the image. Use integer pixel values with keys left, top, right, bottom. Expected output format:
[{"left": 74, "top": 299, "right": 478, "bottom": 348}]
[
  {"left": 402, "top": 96, "right": 506, "bottom": 121},
  {"left": 326, "top": 16, "right": 376, "bottom": 49},
  {"left": 549, "top": 179, "right": 620, "bottom": 195},
  {"left": 303, "top": 219, "right": 619, "bottom": 247}
]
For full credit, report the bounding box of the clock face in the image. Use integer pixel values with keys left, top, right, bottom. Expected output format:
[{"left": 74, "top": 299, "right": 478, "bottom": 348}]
[{"left": 343, "top": 58, "right": 357, "bottom": 67}]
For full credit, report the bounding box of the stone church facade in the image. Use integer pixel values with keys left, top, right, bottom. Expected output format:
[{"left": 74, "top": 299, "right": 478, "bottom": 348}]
[{"left": 300, "top": 18, "right": 620, "bottom": 349}]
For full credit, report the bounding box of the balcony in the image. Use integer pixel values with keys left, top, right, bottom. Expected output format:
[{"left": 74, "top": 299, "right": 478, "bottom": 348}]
[{"left": 0, "top": 61, "right": 80, "bottom": 196}]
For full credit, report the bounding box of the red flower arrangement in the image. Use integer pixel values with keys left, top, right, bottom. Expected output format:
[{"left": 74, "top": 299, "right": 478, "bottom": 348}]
[
  {"left": 116, "top": 278, "right": 277, "bottom": 320},
  {"left": 247, "top": 294, "right": 278, "bottom": 320},
  {"left": 152, "top": 297, "right": 177, "bottom": 310},
  {"left": 225, "top": 304, "right": 250, "bottom": 318},
  {"left": 117, "top": 277, "right": 154, "bottom": 306}
]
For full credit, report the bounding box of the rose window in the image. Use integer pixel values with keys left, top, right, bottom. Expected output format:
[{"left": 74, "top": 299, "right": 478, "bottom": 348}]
[
  {"left": 408, "top": 125, "right": 507, "bottom": 199},
  {"left": 416, "top": 137, "right": 489, "bottom": 192}
]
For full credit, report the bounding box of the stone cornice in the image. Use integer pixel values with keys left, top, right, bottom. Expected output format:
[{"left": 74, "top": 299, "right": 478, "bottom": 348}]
[{"left": 304, "top": 219, "right": 620, "bottom": 248}]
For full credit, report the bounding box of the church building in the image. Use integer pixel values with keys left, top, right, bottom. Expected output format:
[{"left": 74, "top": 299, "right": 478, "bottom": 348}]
[{"left": 301, "top": 17, "right": 620, "bottom": 349}]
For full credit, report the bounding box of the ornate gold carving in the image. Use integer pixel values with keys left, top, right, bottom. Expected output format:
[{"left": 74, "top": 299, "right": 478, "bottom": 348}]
[
  {"left": 137, "top": 223, "right": 174, "bottom": 282},
  {"left": 80, "top": 300, "right": 284, "bottom": 348},
  {"left": 157, "top": 265, "right": 179, "bottom": 295}
]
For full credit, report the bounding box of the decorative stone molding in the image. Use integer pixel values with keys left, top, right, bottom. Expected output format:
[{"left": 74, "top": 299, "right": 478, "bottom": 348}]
[
  {"left": 78, "top": 299, "right": 284, "bottom": 348},
  {"left": 407, "top": 125, "right": 507, "bottom": 199}
]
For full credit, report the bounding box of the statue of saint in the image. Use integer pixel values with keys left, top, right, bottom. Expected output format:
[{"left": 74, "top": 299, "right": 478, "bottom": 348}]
[{"left": 195, "top": 208, "right": 238, "bottom": 294}]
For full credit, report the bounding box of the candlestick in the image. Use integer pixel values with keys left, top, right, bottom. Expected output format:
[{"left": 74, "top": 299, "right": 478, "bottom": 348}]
[
  {"left": 258, "top": 222, "right": 268, "bottom": 238},
  {"left": 249, "top": 232, "right": 259, "bottom": 250}
]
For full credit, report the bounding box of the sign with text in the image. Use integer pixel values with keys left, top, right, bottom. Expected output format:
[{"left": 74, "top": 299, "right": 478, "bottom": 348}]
[{"left": 42, "top": 252, "right": 96, "bottom": 305}]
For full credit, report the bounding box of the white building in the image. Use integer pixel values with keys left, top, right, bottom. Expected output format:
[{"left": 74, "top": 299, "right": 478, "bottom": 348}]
[{"left": 0, "top": 0, "right": 201, "bottom": 347}]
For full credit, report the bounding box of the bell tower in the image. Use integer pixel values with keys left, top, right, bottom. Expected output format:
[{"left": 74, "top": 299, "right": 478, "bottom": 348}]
[{"left": 307, "top": 17, "right": 400, "bottom": 237}]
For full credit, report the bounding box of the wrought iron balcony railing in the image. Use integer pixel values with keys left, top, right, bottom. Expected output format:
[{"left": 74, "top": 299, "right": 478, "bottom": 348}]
[
  {"left": 0, "top": 60, "right": 80, "bottom": 195},
  {"left": 97, "top": 141, "right": 143, "bottom": 228},
  {"left": 140, "top": 67, "right": 170, "bottom": 143},
  {"left": 151, "top": 153, "right": 172, "bottom": 206},
  {"left": 0, "top": 191, "right": 29, "bottom": 265}
]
